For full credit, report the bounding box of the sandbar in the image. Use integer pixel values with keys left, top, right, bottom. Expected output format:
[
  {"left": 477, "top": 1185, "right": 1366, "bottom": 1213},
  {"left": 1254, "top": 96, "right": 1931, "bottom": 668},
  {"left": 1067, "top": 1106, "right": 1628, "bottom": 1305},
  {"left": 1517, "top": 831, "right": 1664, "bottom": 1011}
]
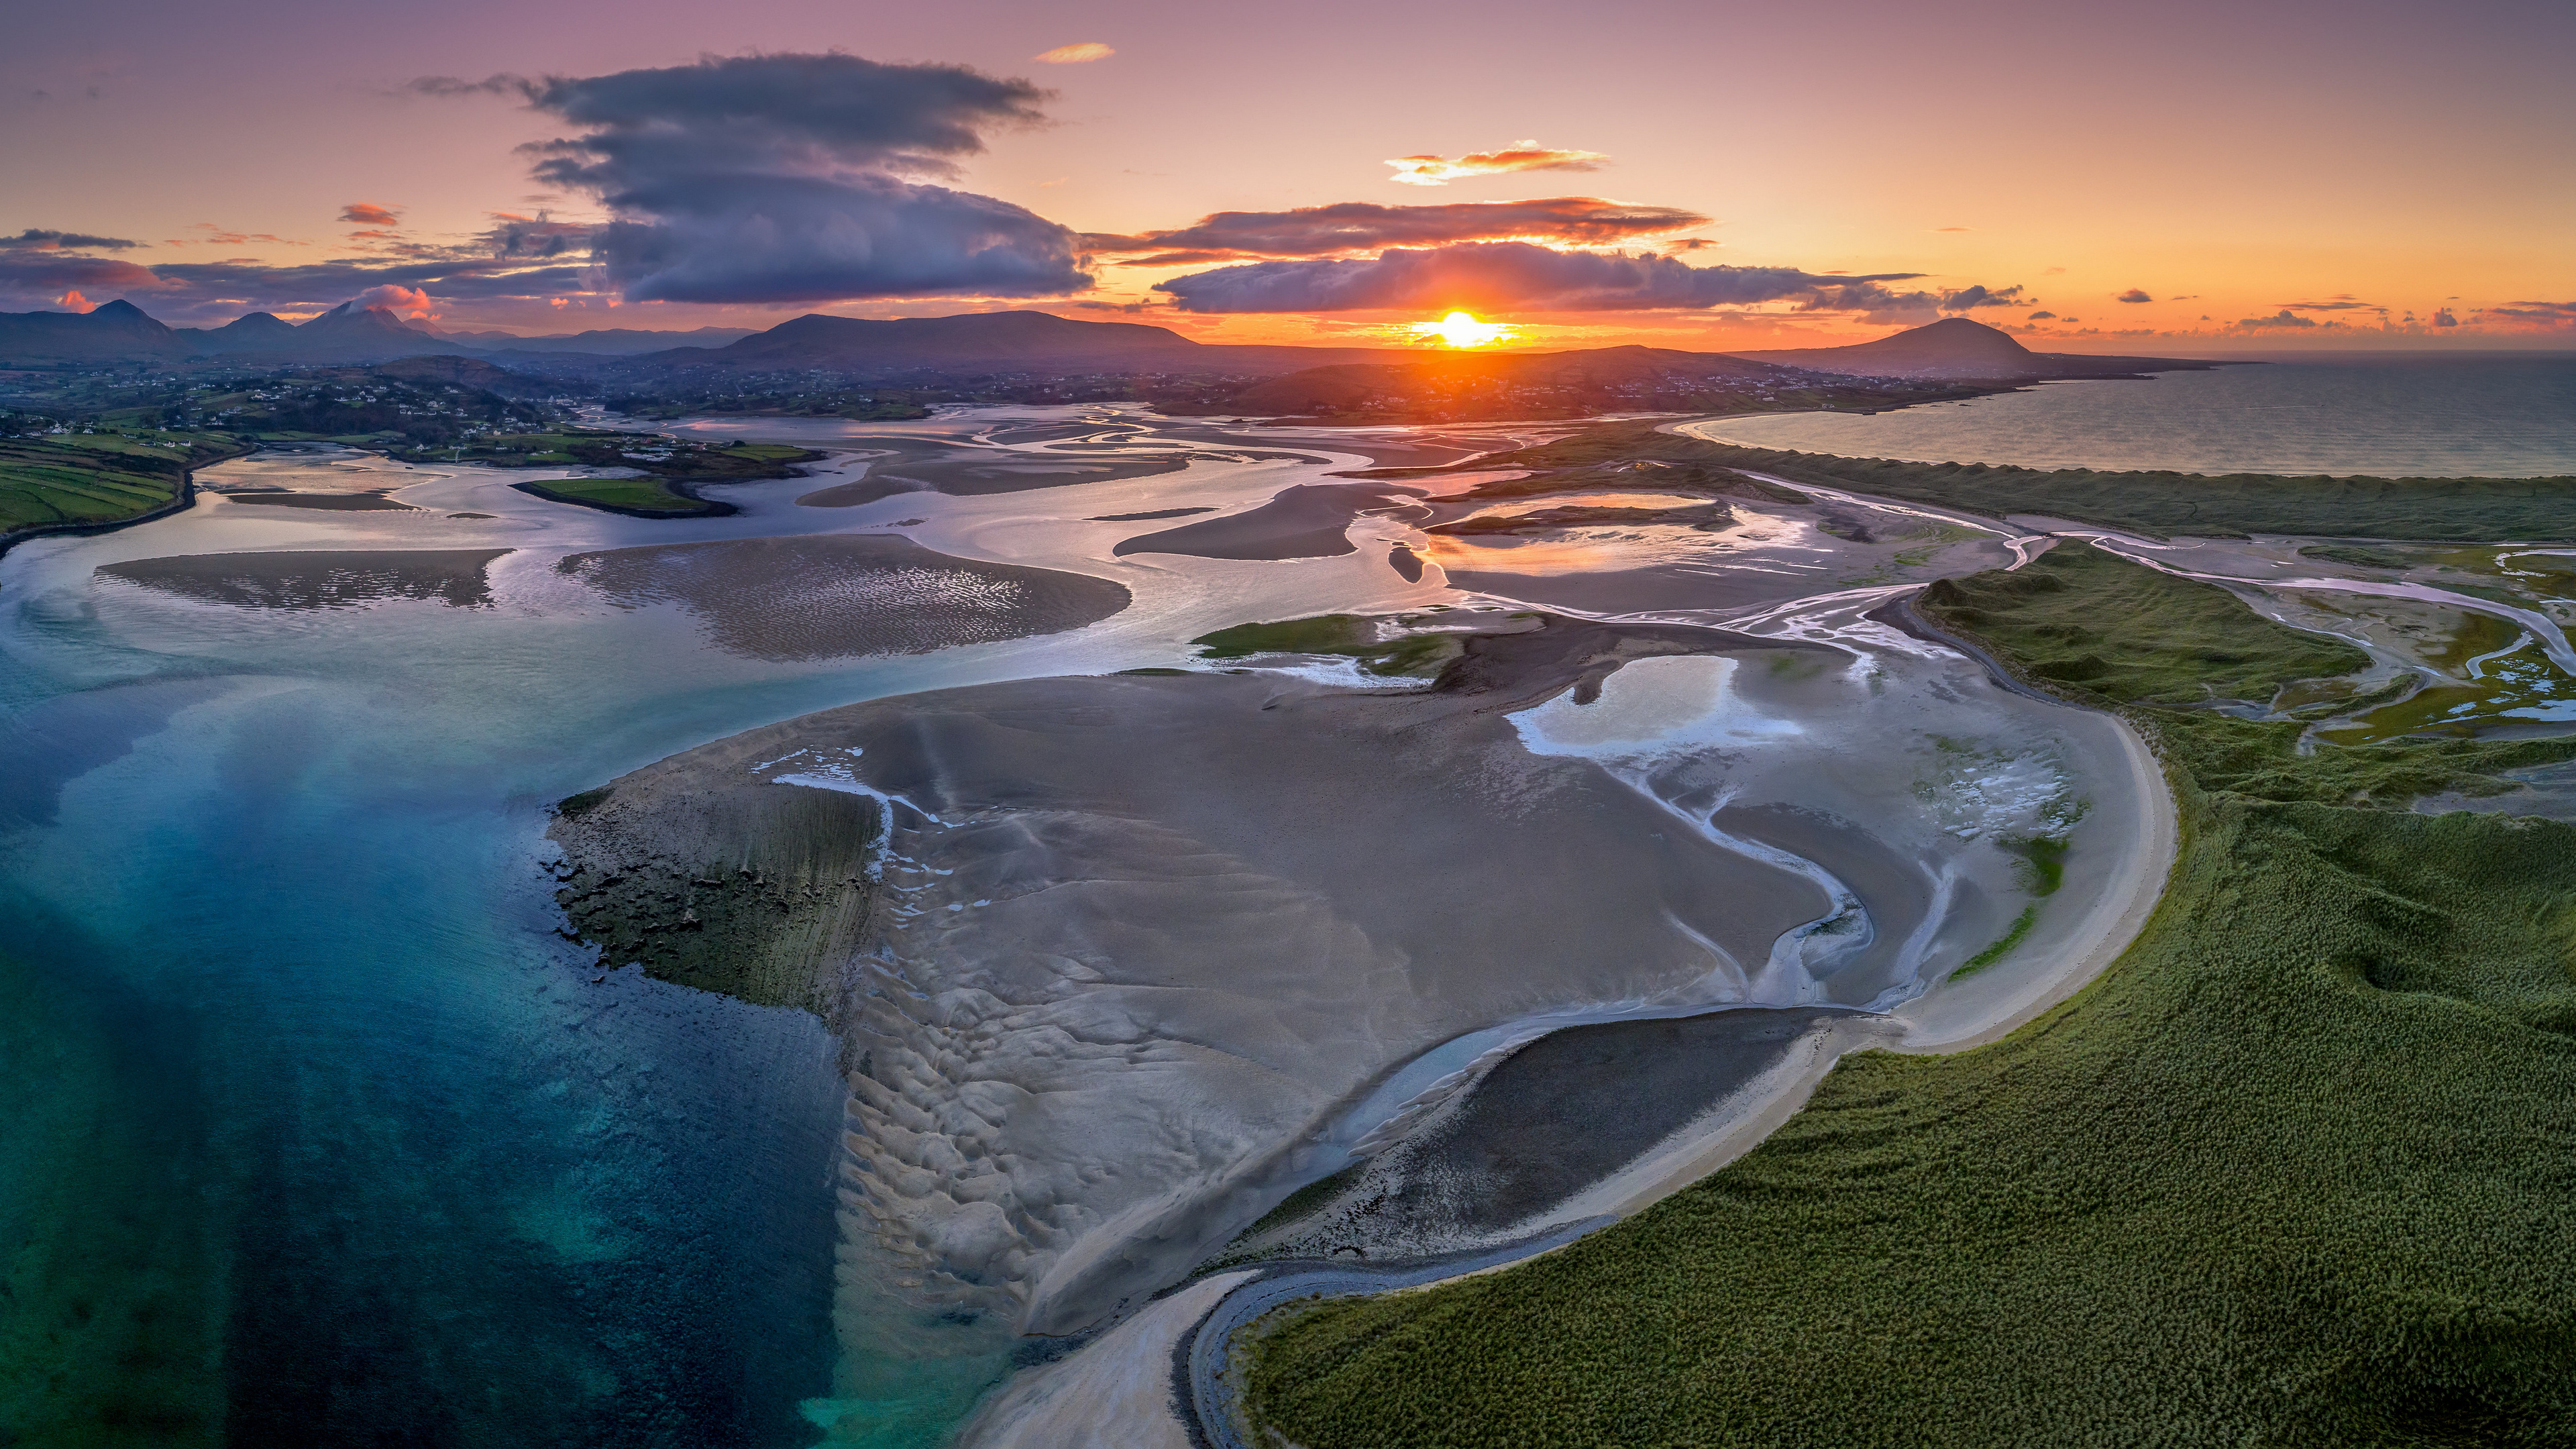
[
  {"left": 556, "top": 533, "right": 1130, "bottom": 661},
  {"left": 97, "top": 548, "right": 512, "bottom": 610}
]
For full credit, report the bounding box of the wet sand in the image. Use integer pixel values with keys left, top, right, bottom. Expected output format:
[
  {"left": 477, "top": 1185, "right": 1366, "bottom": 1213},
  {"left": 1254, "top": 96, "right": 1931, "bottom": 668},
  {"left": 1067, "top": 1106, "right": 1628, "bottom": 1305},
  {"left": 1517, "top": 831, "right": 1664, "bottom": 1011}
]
[
  {"left": 1221, "top": 1007, "right": 1851, "bottom": 1263},
  {"left": 222, "top": 492, "right": 418, "bottom": 512},
  {"left": 97, "top": 549, "right": 511, "bottom": 610},
  {"left": 553, "top": 630, "right": 1843, "bottom": 1338},
  {"left": 556, "top": 533, "right": 1130, "bottom": 661},
  {"left": 797, "top": 441, "right": 1193, "bottom": 508},
  {"left": 1112, "top": 483, "right": 1426, "bottom": 560}
]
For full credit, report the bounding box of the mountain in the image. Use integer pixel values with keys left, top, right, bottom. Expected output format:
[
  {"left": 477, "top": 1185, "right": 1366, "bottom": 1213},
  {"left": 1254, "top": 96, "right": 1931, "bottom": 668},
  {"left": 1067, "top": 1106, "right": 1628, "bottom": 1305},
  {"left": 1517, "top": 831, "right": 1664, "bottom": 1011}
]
[
  {"left": 187, "top": 311, "right": 302, "bottom": 352},
  {"left": 0, "top": 299, "right": 189, "bottom": 362},
  {"left": 426, "top": 325, "right": 759, "bottom": 356},
  {"left": 277, "top": 303, "right": 481, "bottom": 363},
  {"left": 1729, "top": 317, "right": 2213, "bottom": 380},
  {"left": 650, "top": 309, "right": 1393, "bottom": 376}
]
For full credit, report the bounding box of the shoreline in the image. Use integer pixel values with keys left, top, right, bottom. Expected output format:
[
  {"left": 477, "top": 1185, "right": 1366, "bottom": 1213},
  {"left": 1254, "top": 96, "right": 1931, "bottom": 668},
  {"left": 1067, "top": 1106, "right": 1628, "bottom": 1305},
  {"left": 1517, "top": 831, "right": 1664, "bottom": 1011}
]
[
  {"left": 0, "top": 436, "right": 255, "bottom": 561},
  {"left": 1146, "top": 677, "right": 2181, "bottom": 1449},
  {"left": 951, "top": 595, "right": 2184, "bottom": 1448}
]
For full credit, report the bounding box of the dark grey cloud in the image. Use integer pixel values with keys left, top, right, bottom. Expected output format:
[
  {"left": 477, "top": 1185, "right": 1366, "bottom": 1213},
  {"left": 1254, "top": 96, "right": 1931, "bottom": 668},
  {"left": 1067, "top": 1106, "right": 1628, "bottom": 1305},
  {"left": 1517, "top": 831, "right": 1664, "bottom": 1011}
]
[
  {"left": 2027, "top": 309, "right": 2058, "bottom": 320},
  {"left": 2274, "top": 299, "right": 2373, "bottom": 311},
  {"left": 1, "top": 228, "right": 142, "bottom": 251},
  {"left": 415, "top": 52, "right": 1091, "bottom": 304},
  {"left": 2116, "top": 288, "right": 2153, "bottom": 303},
  {"left": 2234, "top": 309, "right": 2318, "bottom": 329},
  {"left": 2477, "top": 300, "right": 2575, "bottom": 327},
  {"left": 1087, "top": 198, "right": 1708, "bottom": 266},
  {"left": 1153, "top": 241, "right": 1927, "bottom": 314},
  {"left": 2433, "top": 309, "right": 2459, "bottom": 327},
  {"left": 1937, "top": 284, "right": 2025, "bottom": 312},
  {"left": 588, "top": 174, "right": 1090, "bottom": 304}
]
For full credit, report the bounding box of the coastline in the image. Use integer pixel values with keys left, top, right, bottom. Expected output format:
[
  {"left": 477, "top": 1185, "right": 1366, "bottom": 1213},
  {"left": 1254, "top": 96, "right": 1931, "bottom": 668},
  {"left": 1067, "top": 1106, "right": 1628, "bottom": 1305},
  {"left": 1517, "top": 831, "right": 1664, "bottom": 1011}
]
[{"left": 0, "top": 436, "right": 254, "bottom": 561}]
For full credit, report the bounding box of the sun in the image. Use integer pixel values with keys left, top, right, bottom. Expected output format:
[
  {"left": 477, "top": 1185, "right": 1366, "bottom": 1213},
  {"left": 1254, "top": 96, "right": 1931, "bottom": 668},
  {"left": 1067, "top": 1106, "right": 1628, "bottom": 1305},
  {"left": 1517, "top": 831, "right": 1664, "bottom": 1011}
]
[{"left": 1411, "top": 310, "right": 1515, "bottom": 348}]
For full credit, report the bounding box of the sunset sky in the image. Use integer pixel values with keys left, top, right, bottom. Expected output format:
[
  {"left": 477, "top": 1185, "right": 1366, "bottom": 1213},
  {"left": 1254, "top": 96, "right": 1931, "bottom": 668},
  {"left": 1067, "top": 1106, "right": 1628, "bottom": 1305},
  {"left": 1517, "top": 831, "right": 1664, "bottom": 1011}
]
[{"left": 4, "top": 0, "right": 2569, "bottom": 350}]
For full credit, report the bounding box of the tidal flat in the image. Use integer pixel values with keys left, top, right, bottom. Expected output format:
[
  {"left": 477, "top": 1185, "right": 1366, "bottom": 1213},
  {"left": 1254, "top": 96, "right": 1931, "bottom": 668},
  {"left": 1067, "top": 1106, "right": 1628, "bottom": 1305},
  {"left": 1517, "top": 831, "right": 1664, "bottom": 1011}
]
[{"left": 15, "top": 402, "right": 2572, "bottom": 1448}]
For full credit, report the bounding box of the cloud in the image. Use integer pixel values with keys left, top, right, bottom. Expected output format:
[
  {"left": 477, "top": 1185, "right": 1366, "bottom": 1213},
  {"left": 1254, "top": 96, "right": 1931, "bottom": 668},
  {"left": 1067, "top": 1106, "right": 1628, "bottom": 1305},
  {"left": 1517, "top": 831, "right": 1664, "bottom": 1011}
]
[
  {"left": 2476, "top": 300, "right": 2576, "bottom": 329},
  {"left": 2116, "top": 288, "right": 2153, "bottom": 303},
  {"left": 169, "top": 223, "right": 305, "bottom": 248},
  {"left": 56, "top": 290, "right": 93, "bottom": 312},
  {"left": 2273, "top": 299, "right": 2373, "bottom": 311},
  {"left": 339, "top": 202, "right": 402, "bottom": 227},
  {"left": 485, "top": 213, "right": 598, "bottom": 258},
  {"left": 1033, "top": 42, "right": 1114, "bottom": 63},
  {"left": 429, "top": 52, "right": 1091, "bottom": 304},
  {"left": 0, "top": 246, "right": 591, "bottom": 325},
  {"left": 1087, "top": 197, "right": 1709, "bottom": 266},
  {"left": 1, "top": 228, "right": 142, "bottom": 252},
  {"left": 1937, "top": 284, "right": 2025, "bottom": 312},
  {"left": 2434, "top": 309, "right": 2459, "bottom": 327},
  {"left": 351, "top": 284, "right": 437, "bottom": 318},
  {"left": 2234, "top": 309, "right": 2318, "bottom": 329},
  {"left": 1152, "top": 240, "right": 1927, "bottom": 314},
  {"left": 2027, "top": 310, "right": 2058, "bottom": 320},
  {"left": 1385, "top": 141, "right": 1608, "bottom": 186},
  {"left": 0, "top": 252, "right": 162, "bottom": 298}
]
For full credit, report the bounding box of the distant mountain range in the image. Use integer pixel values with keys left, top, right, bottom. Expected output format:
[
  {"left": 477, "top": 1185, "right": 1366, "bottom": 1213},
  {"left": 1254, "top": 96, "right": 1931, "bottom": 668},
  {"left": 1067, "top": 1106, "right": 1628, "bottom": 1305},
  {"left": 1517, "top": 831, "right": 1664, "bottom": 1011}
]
[
  {"left": 0, "top": 301, "right": 2209, "bottom": 389},
  {"left": 681, "top": 309, "right": 1395, "bottom": 376},
  {"left": 0, "top": 300, "right": 753, "bottom": 366}
]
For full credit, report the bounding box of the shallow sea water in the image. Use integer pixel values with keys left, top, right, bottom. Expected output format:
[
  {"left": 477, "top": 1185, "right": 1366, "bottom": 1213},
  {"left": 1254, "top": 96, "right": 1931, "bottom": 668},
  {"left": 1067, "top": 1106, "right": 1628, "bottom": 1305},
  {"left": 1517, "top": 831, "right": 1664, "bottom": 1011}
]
[{"left": 0, "top": 413, "right": 1432, "bottom": 1446}]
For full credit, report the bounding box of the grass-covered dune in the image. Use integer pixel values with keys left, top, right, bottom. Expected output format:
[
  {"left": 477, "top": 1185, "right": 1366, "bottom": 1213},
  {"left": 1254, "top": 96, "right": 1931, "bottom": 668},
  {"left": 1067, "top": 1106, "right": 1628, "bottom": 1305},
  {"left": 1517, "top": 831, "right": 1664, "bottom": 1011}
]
[
  {"left": 1406, "top": 422, "right": 2576, "bottom": 541},
  {"left": 0, "top": 430, "right": 250, "bottom": 553},
  {"left": 1243, "top": 544, "right": 2576, "bottom": 1447}
]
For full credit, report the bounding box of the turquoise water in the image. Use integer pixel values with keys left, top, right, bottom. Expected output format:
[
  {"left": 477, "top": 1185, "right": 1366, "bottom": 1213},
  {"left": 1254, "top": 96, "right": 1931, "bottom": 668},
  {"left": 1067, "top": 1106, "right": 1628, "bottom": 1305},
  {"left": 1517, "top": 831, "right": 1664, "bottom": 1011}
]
[
  {"left": 0, "top": 413, "right": 1434, "bottom": 1446},
  {"left": 1702, "top": 354, "right": 2576, "bottom": 478},
  {"left": 0, "top": 451, "right": 1115, "bottom": 1446}
]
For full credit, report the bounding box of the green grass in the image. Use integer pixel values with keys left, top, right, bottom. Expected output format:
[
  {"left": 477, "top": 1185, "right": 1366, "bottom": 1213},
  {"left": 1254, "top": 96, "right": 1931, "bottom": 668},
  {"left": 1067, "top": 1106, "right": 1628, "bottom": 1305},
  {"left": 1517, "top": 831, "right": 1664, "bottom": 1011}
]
[
  {"left": 511, "top": 476, "right": 714, "bottom": 516},
  {"left": 1922, "top": 545, "right": 2371, "bottom": 706},
  {"left": 1442, "top": 421, "right": 2576, "bottom": 542},
  {"left": 1952, "top": 904, "right": 2037, "bottom": 977},
  {"left": 0, "top": 431, "right": 248, "bottom": 541},
  {"left": 1242, "top": 546, "right": 2576, "bottom": 1448},
  {"left": 1191, "top": 614, "right": 1462, "bottom": 676}
]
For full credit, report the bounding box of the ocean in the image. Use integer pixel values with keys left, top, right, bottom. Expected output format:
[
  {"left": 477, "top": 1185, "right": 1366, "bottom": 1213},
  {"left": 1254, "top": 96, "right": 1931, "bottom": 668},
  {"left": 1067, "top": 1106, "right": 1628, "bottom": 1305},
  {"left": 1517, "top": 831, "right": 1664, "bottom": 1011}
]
[{"left": 1698, "top": 353, "right": 2576, "bottom": 478}]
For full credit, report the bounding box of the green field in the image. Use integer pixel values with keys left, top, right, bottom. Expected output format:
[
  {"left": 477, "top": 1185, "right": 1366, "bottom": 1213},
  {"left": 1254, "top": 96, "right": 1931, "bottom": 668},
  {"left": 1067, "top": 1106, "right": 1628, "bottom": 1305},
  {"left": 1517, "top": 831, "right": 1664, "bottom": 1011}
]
[
  {"left": 486, "top": 436, "right": 823, "bottom": 517},
  {"left": 1429, "top": 422, "right": 2576, "bottom": 542},
  {"left": 509, "top": 475, "right": 718, "bottom": 516},
  {"left": 0, "top": 431, "right": 250, "bottom": 546},
  {"left": 1243, "top": 544, "right": 2576, "bottom": 1447},
  {"left": 1191, "top": 614, "right": 1463, "bottom": 676}
]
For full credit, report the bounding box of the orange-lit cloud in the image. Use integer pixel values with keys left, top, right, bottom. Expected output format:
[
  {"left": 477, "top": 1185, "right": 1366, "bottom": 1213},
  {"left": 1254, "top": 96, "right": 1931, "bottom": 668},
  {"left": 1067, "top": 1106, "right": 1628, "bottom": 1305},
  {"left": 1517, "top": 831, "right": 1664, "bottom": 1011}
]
[
  {"left": 339, "top": 202, "right": 402, "bottom": 226},
  {"left": 1387, "top": 141, "right": 1608, "bottom": 186},
  {"left": 1088, "top": 197, "right": 1706, "bottom": 266},
  {"left": 56, "top": 290, "right": 94, "bottom": 312},
  {"left": 1033, "top": 42, "right": 1115, "bottom": 63},
  {"left": 351, "top": 283, "right": 437, "bottom": 317}
]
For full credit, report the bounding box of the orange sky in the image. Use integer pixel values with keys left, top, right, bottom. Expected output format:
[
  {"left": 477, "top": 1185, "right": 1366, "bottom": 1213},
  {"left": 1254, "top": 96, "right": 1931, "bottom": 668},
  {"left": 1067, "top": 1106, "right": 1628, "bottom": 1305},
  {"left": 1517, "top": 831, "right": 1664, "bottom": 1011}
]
[{"left": 2, "top": 0, "right": 2568, "bottom": 350}]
